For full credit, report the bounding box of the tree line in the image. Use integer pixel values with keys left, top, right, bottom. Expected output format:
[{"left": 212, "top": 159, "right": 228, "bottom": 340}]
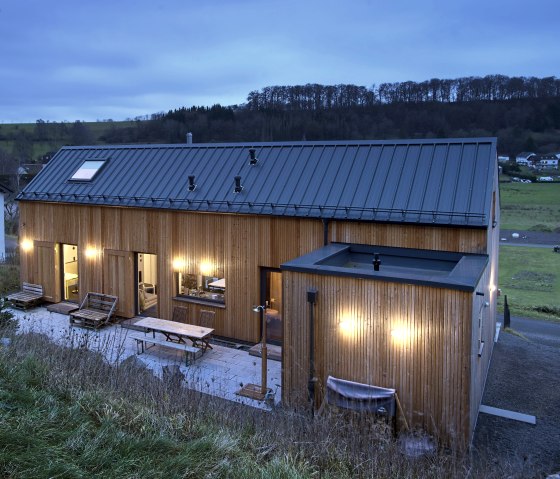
[{"left": 246, "top": 75, "right": 560, "bottom": 110}]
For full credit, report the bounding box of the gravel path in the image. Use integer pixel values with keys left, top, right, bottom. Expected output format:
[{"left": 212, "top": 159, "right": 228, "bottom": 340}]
[{"left": 473, "top": 316, "right": 560, "bottom": 477}]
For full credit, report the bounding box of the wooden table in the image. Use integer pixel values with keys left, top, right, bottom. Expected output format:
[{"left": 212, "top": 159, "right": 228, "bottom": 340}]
[{"left": 135, "top": 317, "right": 214, "bottom": 352}]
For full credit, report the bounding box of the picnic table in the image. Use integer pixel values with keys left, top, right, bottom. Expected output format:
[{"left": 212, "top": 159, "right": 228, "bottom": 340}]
[{"left": 130, "top": 317, "right": 214, "bottom": 365}]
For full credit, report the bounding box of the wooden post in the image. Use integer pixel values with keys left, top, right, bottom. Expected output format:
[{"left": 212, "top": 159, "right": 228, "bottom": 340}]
[
  {"left": 260, "top": 305, "right": 268, "bottom": 396},
  {"left": 504, "top": 295, "right": 510, "bottom": 329}
]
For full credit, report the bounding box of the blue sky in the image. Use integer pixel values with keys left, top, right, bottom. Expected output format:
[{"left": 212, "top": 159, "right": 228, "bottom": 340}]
[{"left": 1, "top": 0, "right": 558, "bottom": 123}]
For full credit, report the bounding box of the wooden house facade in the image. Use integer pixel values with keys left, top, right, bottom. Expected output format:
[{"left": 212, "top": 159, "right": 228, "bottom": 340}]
[{"left": 17, "top": 138, "right": 499, "bottom": 448}]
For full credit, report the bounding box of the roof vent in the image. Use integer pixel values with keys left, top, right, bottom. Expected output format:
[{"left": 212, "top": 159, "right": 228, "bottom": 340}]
[
  {"left": 234, "top": 176, "right": 243, "bottom": 193},
  {"left": 249, "top": 148, "right": 258, "bottom": 166},
  {"left": 186, "top": 132, "right": 193, "bottom": 144},
  {"left": 188, "top": 175, "right": 196, "bottom": 192}
]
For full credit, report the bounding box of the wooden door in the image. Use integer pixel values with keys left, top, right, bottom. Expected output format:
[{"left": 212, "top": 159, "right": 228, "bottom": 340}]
[
  {"left": 103, "top": 249, "right": 134, "bottom": 318},
  {"left": 34, "top": 241, "right": 61, "bottom": 303}
]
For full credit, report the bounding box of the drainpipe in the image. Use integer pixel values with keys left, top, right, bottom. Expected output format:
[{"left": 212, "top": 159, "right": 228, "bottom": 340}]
[
  {"left": 307, "top": 288, "right": 318, "bottom": 413},
  {"left": 322, "top": 219, "right": 329, "bottom": 246}
]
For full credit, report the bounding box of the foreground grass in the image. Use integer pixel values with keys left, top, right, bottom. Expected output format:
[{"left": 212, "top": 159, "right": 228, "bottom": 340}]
[
  {"left": 499, "top": 182, "right": 560, "bottom": 231},
  {"left": 0, "top": 331, "right": 520, "bottom": 479},
  {"left": 498, "top": 245, "right": 560, "bottom": 320}
]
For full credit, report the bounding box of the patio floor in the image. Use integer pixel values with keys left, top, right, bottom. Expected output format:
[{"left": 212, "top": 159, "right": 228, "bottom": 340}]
[{"left": 9, "top": 307, "right": 282, "bottom": 411}]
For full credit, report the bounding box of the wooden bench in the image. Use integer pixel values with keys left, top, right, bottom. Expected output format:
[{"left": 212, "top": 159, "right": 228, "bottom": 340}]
[
  {"left": 128, "top": 332, "right": 202, "bottom": 366},
  {"left": 69, "top": 292, "right": 118, "bottom": 330},
  {"left": 6, "top": 282, "right": 44, "bottom": 310}
]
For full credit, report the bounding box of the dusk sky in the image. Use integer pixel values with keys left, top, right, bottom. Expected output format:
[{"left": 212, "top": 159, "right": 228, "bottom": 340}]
[{"left": 1, "top": 0, "right": 558, "bottom": 123}]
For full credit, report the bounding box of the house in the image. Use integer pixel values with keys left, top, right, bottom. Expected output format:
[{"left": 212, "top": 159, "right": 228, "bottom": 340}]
[
  {"left": 533, "top": 155, "right": 558, "bottom": 169},
  {"left": 17, "top": 138, "right": 500, "bottom": 449},
  {"left": 515, "top": 151, "right": 536, "bottom": 165},
  {"left": 497, "top": 155, "right": 510, "bottom": 163}
]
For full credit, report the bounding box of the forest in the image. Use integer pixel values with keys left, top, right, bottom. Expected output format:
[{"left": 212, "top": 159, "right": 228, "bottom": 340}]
[{"left": 1, "top": 74, "right": 559, "bottom": 178}]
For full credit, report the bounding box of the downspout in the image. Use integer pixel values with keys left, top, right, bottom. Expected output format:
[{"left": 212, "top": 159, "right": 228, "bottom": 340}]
[
  {"left": 307, "top": 289, "right": 318, "bottom": 414},
  {"left": 322, "top": 219, "right": 329, "bottom": 246}
]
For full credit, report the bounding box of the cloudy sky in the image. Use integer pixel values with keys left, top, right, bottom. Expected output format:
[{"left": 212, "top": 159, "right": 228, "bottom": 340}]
[{"left": 1, "top": 0, "right": 558, "bottom": 123}]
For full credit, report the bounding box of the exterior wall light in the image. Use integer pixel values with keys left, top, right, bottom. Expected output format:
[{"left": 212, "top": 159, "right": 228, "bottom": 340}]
[
  {"left": 84, "top": 247, "right": 98, "bottom": 259},
  {"left": 200, "top": 262, "right": 213, "bottom": 276},
  {"left": 172, "top": 258, "right": 185, "bottom": 271},
  {"left": 20, "top": 239, "right": 33, "bottom": 252},
  {"left": 390, "top": 326, "right": 409, "bottom": 343},
  {"left": 339, "top": 317, "right": 357, "bottom": 337}
]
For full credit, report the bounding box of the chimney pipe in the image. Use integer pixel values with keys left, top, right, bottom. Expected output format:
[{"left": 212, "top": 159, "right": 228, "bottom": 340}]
[
  {"left": 188, "top": 175, "right": 196, "bottom": 191},
  {"left": 234, "top": 176, "right": 243, "bottom": 193},
  {"left": 186, "top": 132, "right": 193, "bottom": 144},
  {"left": 373, "top": 253, "right": 381, "bottom": 271},
  {"left": 249, "top": 148, "right": 258, "bottom": 166}
]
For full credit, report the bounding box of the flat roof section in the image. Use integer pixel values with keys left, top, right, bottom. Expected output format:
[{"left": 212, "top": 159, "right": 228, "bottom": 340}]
[{"left": 281, "top": 243, "right": 488, "bottom": 292}]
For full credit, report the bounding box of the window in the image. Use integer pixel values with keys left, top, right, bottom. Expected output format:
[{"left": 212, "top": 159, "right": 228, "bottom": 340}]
[
  {"left": 175, "top": 272, "right": 225, "bottom": 304},
  {"left": 70, "top": 160, "right": 106, "bottom": 181}
]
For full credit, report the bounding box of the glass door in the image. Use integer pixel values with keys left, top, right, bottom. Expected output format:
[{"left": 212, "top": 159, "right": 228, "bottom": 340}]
[
  {"left": 62, "top": 244, "right": 79, "bottom": 302},
  {"left": 260, "top": 268, "right": 282, "bottom": 344}
]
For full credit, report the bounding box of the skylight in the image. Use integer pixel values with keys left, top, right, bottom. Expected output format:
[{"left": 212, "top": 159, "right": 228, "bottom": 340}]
[{"left": 70, "top": 160, "right": 106, "bottom": 181}]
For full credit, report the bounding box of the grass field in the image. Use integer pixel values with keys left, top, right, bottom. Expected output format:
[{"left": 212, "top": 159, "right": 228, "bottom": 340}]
[
  {"left": 498, "top": 245, "right": 560, "bottom": 320},
  {"left": 0, "top": 331, "right": 520, "bottom": 478},
  {"left": 499, "top": 182, "right": 560, "bottom": 231}
]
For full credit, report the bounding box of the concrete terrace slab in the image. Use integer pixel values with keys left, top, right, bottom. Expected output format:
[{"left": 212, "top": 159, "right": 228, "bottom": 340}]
[{"left": 10, "top": 307, "right": 282, "bottom": 410}]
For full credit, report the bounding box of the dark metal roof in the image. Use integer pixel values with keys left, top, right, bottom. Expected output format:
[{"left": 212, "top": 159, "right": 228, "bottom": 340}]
[{"left": 18, "top": 138, "right": 497, "bottom": 227}]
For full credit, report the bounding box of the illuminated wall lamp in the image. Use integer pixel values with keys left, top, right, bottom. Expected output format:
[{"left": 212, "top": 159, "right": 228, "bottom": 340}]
[
  {"left": 172, "top": 258, "right": 185, "bottom": 271},
  {"left": 84, "top": 247, "right": 98, "bottom": 259},
  {"left": 390, "top": 327, "right": 409, "bottom": 343},
  {"left": 20, "top": 239, "right": 33, "bottom": 252},
  {"left": 200, "top": 262, "right": 213, "bottom": 276}
]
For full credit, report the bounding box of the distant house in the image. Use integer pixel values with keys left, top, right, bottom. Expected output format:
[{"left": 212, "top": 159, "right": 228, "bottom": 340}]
[
  {"left": 497, "top": 155, "right": 510, "bottom": 163},
  {"left": 17, "top": 138, "right": 500, "bottom": 449},
  {"left": 534, "top": 155, "right": 559, "bottom": 169},
  {"left": 515, "top": 152, "right": 536, "bottom": 165}
]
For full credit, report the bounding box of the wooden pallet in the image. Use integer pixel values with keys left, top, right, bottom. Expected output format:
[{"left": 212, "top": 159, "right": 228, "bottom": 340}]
[
  {"left": 6, "top": 283, "right": 44, "bottom": 310},
  {"left": 69, "top": 292, "right": 118, "bottom": 330}
]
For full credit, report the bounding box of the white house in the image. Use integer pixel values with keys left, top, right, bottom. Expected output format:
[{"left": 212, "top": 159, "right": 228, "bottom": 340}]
[
  {"left": 516, "top": 152, "right": 536, "bottom": 165},
  {"left": 498, "top": 155, "right": 510, "bottom": 163}
]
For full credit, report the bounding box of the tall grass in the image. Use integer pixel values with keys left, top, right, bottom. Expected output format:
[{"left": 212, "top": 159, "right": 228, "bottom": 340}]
[{"left": 0, "top": 326, "right": 523, "bottom": 478}]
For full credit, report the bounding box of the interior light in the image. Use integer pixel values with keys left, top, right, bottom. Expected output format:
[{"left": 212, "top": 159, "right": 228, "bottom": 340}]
[{"left": 20, "top": 239, "right": 33, "bottom": 252}]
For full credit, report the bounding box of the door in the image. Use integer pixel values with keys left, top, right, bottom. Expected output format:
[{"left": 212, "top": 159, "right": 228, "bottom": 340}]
[
  {"left": 260, "top": 268, "right": 283, "bottom": 344},
  {"left": 61, "top": 244, "right": 79, "bottom": 302},
  {"left": 34, "top": 241, "right": 60, "bottom": 303},
  {"left": 103, "top": 249, "right": 134, "bottom": 318},
  {"left": 136, "top": 252, "right": 158, "bottom": 316}
]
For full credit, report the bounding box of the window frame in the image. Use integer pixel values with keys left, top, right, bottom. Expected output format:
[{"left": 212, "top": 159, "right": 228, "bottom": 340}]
[{"left": 69, "top": 159, "right": 108, "bottom": 182}]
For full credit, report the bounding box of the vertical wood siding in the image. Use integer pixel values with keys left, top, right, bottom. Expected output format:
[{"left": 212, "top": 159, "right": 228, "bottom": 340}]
[
  {"left": 282, "top": 272, "right": 473, "bottom": 448},
  {"left": 19, "top": 202, "right": 323, "bottom": 341},
  {"left": 330, "top": 222, "right": 487, "bottom": 253}
]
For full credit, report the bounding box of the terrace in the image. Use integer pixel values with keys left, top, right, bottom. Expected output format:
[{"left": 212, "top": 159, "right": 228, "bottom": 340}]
[{"left": 9, "top": 307, "right": 282, "bottom": 410}]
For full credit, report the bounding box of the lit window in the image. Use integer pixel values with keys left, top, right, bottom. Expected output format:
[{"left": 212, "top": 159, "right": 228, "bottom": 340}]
[
  {"left": 175, "top": 272, "right": 225, "bottom": 304},
  {"left": 70, "top": 160, "right": 106, "bottom": 181}
]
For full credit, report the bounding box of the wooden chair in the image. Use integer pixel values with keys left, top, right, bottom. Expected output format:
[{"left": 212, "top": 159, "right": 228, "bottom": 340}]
[
  {"left": 6, "top": 282, "right": 44, "bottom": 310},
  {"left": 69, "top": 292, "right": 118, "bottom": 330},
  {"left": 172, "top": 306, "right": 189, "bottom": 324},
  {"left": 197, "top": 310, "right": 215, "bottom": 351}
]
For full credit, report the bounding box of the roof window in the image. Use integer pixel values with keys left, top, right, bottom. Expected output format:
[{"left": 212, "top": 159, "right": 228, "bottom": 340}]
[{"left": 70, "top": 160, "right": 106, "bottom": 181}]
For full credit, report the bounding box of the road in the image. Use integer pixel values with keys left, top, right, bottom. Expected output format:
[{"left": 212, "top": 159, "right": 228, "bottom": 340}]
[{"left": 473, "top": 315, "right": 560, "bottom": 476}]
